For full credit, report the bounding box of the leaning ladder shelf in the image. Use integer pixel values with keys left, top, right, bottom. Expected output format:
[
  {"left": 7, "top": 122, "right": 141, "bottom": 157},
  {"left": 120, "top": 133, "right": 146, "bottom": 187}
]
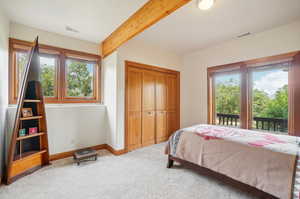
[{"left": 6, "top": 37, "right": 50, "bottom": 184}]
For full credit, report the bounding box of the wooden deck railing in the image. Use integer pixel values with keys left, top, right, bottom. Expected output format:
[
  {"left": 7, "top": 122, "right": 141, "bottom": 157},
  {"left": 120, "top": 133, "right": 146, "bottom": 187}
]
[
  {"left": 216, "top": 113, "right": 239, "bottom": 126},
  {"left": 216, "top": 113, "right": 288, "bottom": 133}
]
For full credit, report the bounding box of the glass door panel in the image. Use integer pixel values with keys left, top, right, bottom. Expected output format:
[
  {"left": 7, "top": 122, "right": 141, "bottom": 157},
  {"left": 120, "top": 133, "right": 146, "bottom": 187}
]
[
  {"left": 250, "top": 62, "right": 289, "bottom": 134},
  {"left": 213, "top": 72, "right": 241, "bottom": 127}
]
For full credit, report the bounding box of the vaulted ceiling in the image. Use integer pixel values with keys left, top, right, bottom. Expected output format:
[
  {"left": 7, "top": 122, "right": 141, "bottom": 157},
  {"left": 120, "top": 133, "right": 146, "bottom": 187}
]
[{"left": 1, "top": 0, "right": 300, "bottom": 55}]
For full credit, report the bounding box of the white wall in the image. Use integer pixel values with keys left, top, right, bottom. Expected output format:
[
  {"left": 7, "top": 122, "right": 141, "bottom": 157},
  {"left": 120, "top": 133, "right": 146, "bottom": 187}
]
[
  {"left": 181, "top": 19, "right": 300, "bottom": 127},
  {"left": 6, "top": 23, "right": 107, "bottom": 155},
  {"left": 6, "top": 105, "right": 107, "bottom": 154},
  {"left": 10, "top": 22, "right": 100, "bottom": 55},
  {"left": 0, "top": 9, "right": 10, "bottom": 181},
  {"left": 103, "top": 38, "right": 183, "bottom": 150},
  {"left": 118, "top": 38, "right": 182, "bottom": 71},
  {"left": 102, "top": 51, "right": 118, "bottom": 148}
]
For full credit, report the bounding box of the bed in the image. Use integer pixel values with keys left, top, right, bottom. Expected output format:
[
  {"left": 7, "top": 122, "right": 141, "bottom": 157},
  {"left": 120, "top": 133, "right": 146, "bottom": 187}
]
[{"left": 165, "top": 124, "right": 300, "bottom": 199}]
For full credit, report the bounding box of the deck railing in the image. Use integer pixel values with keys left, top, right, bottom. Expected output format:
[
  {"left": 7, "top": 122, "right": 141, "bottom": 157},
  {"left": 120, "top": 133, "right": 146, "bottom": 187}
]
[
  {"left": 216, "top": 113, "right": 239, "bottom": 126},
  {"left": 216, "top": 113, "right": 288, "bottom": 133}
]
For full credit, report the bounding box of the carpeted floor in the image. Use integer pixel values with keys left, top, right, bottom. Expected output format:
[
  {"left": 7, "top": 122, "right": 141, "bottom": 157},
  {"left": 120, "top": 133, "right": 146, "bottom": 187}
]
[{"left": 0, "top": 143, "right": 258, "bottom": 199}]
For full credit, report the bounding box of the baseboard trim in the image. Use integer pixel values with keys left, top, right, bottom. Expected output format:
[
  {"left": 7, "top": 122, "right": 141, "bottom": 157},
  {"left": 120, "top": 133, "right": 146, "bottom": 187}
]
[
  {"left": 49, "top": 144, "right": 126, "bottom": 161},
  {"left": 105, "top": 144, "right": 127, "bottom": 155},
  {"left": 50, "top": 144, "right": 107, "bottom": 161}
]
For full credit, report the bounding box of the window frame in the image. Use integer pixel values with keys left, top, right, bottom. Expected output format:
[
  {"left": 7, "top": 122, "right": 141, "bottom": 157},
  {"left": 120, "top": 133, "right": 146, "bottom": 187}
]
[
  {"left": 207, "top": 51, "right": 300, "bottom": 136},
  {"left": 9, "top": 38, "right": 101, "bottom": 104}
]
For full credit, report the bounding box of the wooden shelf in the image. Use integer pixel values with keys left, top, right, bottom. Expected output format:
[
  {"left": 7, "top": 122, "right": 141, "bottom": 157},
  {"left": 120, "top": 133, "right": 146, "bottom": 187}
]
[
  {"left": 17, "top": 132, "right": 45, "bottom": 141},
  {"left": 24, "top": 99, "right": 41, "bottom": 103},
  {"left": 13, "top": 149, "right": 47, "bottom": 162},
  {"left": 20, "top": 116, "right": 43, "bottom": 121},
  {"left": 7, "top": 39, "right": 50, "bottom": 184}
]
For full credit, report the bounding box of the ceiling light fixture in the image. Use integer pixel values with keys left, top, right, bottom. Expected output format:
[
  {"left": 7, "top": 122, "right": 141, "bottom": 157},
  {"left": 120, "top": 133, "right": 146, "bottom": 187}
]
[{"left": 198, "top": 0, "right": 215, "bottom": 10}]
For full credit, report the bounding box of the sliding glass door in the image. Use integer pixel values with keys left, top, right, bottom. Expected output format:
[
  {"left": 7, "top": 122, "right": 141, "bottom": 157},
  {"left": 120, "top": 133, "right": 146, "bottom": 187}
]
[
  {"left": 207, "top": 55, "right": 297, "bottom": 135},
  {"left": 213, "top": 72, "right": 241, "bottom": 127},
  {"left": 250, "top": 62, "right": 289, "bottom": 134}
]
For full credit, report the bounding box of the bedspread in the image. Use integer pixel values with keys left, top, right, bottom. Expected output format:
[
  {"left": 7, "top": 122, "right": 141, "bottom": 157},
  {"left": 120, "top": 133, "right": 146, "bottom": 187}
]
[{"left": 166, "top": 124, "right": 300, "bottom": 199}]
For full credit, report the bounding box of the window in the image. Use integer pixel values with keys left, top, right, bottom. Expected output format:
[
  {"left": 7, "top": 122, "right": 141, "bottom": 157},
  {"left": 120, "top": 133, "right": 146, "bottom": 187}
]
[
  {"left": 250, "top": 63, "right": 289, "bottom": 134},
  {"left": 15, "top": 51, "right": 28, "bottom": 93},
  {"left": 40, "top": 55, "right": 57, "bottom": 97},
  {"left": 65, "top": 58, "right": 95, "bottom": 98},
  {"left": 207, "top": 51, "right": 300, "bottom": 136},
  {"left": 9, "top": 38, "right": 101, "bottom": 104}
]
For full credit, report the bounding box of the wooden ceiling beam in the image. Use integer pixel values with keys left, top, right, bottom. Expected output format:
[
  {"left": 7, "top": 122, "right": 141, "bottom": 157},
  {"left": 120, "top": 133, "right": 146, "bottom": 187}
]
[{"left": 101, "top": 0, "right": 192, "bottom": 57}]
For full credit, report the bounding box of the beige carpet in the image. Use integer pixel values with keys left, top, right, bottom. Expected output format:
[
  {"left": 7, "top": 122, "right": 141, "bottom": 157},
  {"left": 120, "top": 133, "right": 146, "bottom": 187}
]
[{"left": 0, "top": 143, "right": 258, "bottom": 199}]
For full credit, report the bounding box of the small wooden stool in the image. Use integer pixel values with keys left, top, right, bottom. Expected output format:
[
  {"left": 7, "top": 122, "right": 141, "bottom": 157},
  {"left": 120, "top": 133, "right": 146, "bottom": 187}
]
[{"left": 73, "top": 148, "right": 98, "bottom": 165}]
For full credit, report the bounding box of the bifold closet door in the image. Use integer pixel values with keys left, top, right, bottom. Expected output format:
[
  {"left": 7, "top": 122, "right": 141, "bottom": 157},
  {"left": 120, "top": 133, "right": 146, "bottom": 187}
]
[
  {"left": 126, "top": 62, "right": 180, "bottom": 152},
  {"left": 155, "top": 72, "right": 168, "bottom": 143},
  {"left": 142, "top": 70, "right": 156, "bottom": 146},
  {"left": 127, "top": 67, "right": 142, "bottom": 151},
  {"left": 167, "top": 74, "right": 179, "bottom": 136}
]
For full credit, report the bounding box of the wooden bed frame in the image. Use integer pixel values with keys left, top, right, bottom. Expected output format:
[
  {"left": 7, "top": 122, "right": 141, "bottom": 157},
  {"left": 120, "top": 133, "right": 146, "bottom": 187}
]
[{"left": 167, "top": 155, "right": 278, "bottom": 199}]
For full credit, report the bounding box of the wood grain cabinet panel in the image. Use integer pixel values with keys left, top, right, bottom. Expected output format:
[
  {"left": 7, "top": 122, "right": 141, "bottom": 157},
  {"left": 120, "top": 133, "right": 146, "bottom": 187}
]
[
  {"left": 155, "top": 73, "right": 167, "bottom": 111},
  {"left": 167, "top": 74, "right": 178, "bottom": 111},
  {"left": 142, "top": 111, "right": 156, "bottom": 146},
  {"left": 128, "top": 111, "right": 142, "bottom": 151},
  {"left": 156, "top": 111, "right": 168, "bottom": 143},
  {"left": 167, "top": 111, "right": 178, "bottom": 137},
  {"left": 128, "top": 68, "right": 142, "bottom": 112},
  {"left": 142, "top": 71, "right": 156, "bottom": 111}
]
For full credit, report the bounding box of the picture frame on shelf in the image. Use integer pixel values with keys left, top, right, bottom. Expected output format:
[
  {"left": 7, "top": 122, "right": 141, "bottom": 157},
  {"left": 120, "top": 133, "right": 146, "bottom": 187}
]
[
  {"left": 29, "top": 127, "right": 38, "bottom": 135},
  {"left": 21, "top": 108, "right": 33, "bottom": 118}
]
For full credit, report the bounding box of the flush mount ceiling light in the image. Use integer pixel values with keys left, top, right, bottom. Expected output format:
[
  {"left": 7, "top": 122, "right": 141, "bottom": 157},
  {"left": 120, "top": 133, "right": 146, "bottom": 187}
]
[{"left": 198, "top": 0, "right": 215, "bottom": 10}]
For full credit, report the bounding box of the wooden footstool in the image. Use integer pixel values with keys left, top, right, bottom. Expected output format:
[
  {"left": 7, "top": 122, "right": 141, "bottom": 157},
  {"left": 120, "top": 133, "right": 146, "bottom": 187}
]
[{"left": 73, "top": 148, "right": 98, "bottom": 165}]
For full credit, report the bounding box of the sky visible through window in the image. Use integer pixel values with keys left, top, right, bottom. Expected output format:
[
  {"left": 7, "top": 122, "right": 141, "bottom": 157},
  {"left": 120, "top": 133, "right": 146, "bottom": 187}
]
[
  {"left": 215, "top": 66, "right": 288, "bottom": 99},
  {"left": 252, "top": 68, "right": 288, "bottom": 98}
]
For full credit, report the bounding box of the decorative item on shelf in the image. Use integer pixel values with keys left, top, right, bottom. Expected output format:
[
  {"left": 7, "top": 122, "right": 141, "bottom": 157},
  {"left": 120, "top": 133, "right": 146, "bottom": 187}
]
[
  {"left": 21, "top": 108, "right": 33, "bottom": 118},
  {"left": 29, "top": 127, "right": 38, "bottom": 135},
  {"left": 19, "top": 129, "right": 26, "bottom": 137}
]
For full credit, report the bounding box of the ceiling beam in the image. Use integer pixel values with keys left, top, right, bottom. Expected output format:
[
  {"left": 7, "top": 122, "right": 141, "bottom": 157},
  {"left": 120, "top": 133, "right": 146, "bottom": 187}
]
[{"left": 101, "top": 0, "right": 192, "bottom": 57}]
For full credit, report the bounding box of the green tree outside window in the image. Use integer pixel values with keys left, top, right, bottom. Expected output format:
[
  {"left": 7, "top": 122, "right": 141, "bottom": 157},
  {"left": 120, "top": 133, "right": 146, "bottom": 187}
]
[{"left": 66, "top": 59, "right": 94, "bottom": 97}]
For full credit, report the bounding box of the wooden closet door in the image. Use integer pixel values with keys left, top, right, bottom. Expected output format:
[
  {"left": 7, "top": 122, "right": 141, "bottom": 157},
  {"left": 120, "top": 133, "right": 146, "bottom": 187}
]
[
  {"left": 142, "top": 70, "right": 156, "bottom": 146},
  {"left": 167, "top": 74, "right": 179, "bottom": 136},
  {"left": 155, "top": 72, "right": 168, "bottom": 143},
  {"left": 127, "top": 67, "right": 142, "bottom": 151}
]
